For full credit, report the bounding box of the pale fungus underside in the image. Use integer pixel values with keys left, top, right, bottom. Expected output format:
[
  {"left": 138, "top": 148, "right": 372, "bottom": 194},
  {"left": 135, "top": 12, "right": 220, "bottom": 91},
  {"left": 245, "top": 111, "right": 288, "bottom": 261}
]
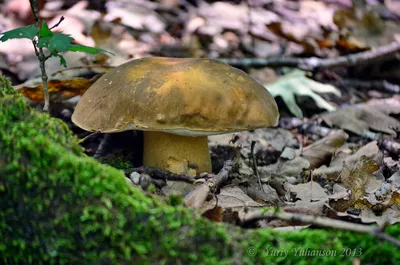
[{"left": 72, "top": 57, "right": 279, "bottom": 174}]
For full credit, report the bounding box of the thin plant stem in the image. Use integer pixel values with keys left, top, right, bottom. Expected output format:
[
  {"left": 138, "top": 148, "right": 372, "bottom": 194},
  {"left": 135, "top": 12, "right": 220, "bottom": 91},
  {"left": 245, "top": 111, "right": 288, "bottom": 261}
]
[{"left": 29, "top": 0, "right": 50, "bottom": 113}]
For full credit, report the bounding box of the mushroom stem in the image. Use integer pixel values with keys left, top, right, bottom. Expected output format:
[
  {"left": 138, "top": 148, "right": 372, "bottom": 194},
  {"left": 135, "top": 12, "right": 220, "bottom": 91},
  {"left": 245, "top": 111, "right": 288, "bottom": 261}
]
[{"left": 143, "top": 131, "right": 211, "bottom": 175}]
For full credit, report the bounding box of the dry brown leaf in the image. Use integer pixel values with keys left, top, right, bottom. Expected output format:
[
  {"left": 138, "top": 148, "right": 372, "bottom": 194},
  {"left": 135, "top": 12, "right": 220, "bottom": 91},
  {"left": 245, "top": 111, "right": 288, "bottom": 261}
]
[
  {"left": 200, "top": 186, "right": 264, "bottom": 219},
  {"left": 5, "top": 0, "right": 46, "bottom": 24},
  {"left": 389, "top": 171, "right": 400, "bottom": 186},
  {"left": 242, "top": 185, "right": 281, "bottom": 206},
  {"left": 260, "top": 155, "right": 310, "bottom": 180},
  {"left": 330, "top": 141, "right": 383, "bottom": 169},
  {"left": 321, "top": 101, "right": 400, "bottom": 136},
  {"left": 282, "top": 181, "right": 328, "bottom": 216},
  {"left": 197, "top": 1, "right": 278, "bottom": 36},
  {"left": 329, "top": 184, "right": 351, "bottom": 201},
  {"left": 313, "top": 141, "right": 383, "bottom": 180},
  {"left": 333, "top": 3, "right": 400, "bottom": 49},
  {"left": 89, "top": 19, "right": 139, "bottom": 66},
  {"left": 201, "top": 206, "right": 223, "bottom": 222},
  {"left": 386, "top": 0, "right": 400, "bottom": 16},
  {"left": 285, "top": 181, "right": 328, "bottom": 202},
  {"left": 364, "top": 96, "right": 400, "bottom": 116},
  {"left": 335, "top": 170, "right": 400, "bottom": 222},
  {"left": 334, "top": 204, "right": 400, "bottom": 226},
  {"left": 105, "top": 1, "right": 165, "bottom": 33},
  {"left": 17, "top": 77, "right": 96, "bottom": 102},
  {"left": 390, "top": 191, "right": 400, "bottom": 205},
  {"left": 301, "top": 130, "right": 348, "bottom": 169},
  {"left": 267, "top": 22, "right": 319, "bottom": 54},
  {"left": 209, "top": 128, "right": 297, "bottom": 154},
  {"left": 329, "top": 156, "right": 380, "bottom": 211},
  {"left": 350, "top": 205, "right": 399, "bottom": 226},
  {"left": 265, "top": 0, "right": 337, "bottom": 54}
]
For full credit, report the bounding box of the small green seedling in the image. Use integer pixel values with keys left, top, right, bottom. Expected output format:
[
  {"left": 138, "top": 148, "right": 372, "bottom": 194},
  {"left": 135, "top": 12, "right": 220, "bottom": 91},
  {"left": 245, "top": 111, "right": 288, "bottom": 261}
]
[{"left": 0, "top": 17, "right": 111, "bottom": 112}]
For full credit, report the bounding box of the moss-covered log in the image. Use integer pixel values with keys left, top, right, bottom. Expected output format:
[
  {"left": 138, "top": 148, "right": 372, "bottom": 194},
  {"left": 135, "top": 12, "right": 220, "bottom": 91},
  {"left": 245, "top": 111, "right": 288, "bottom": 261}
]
[{"left": 0, "top": 75, "right": 399, "bottom": 265}]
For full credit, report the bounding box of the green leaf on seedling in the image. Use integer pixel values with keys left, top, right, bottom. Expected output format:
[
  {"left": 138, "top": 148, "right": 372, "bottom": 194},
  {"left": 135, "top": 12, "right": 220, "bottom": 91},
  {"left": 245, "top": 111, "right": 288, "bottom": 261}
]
[
  {"left": 57, "top": 54, "right": 67, "bottom": 67},
  {"left": 38, "top": 21, "right": 53, "bottom": 38},
  {"left": 0, "top": 24, "right": 38, "bottom": 41},
  {"left": 48, "top": 33, "right": 74, "bottom": 53},
  {"left": 38, "top": 33, "right": 74, "bottom": 54},
  {"left": 1, "top": 19, "right": 113, "bottom": 69},
  {"left": 69, "top": 44, "right": 113, "bottom": 55},
  {"left": 37, "top": 36, "right": 51, "bottom": 49}
]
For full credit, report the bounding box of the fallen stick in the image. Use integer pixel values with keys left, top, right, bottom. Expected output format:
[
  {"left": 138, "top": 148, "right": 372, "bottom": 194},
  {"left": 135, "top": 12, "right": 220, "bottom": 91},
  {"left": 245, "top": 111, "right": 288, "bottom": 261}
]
[
  {"left": 184, "top": 160, "right": 238, "bottom": 208},
  {"left": 219, "top": 41, "right": 400, "bottom": 71}
]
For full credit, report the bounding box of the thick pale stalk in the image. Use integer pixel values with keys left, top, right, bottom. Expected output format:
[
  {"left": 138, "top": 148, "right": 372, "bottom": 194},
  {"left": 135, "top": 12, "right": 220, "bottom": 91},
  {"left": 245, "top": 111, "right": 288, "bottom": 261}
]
[{"left": 143, "top": 131, "right": 211, "bottom": 175}]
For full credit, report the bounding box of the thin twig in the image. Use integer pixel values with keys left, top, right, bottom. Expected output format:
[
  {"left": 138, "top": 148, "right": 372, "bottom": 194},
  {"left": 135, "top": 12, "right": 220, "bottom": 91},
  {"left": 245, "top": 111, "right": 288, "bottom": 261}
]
[
  {"left": 29, "top": 0, "right": 50, "bottom": 113},
  {"left": 50, "top": 16, "right": 65, "bottom": 30},
  {"left": 184, "top": 160, "right": 238, "bottom": 208},
  {"left": 206, "top": 160, "right": 238, "bottom": 191},
  {"left": 93, "top": 133, "right": 111, "bottom": 158},
  {"left": 77, "top": 131, "right": 101, "bottom": 144},
  {"left": 328, "top": 79, "right": 400, "bottom": 94},
  {"left": 250, "top": 141, "right": 263, "bottom": 191},
  {"left": 242, "top": 209, "right": 400, "bottom": 248},
  {"left": 50, "top": 65, "right": 114, "bottom": 77}
]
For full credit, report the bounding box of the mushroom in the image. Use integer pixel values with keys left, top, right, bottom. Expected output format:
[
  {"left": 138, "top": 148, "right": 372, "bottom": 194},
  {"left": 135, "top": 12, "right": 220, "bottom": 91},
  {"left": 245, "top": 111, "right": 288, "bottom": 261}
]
[{"left": 72, "top": 57, "right": 279, "bottom": 175}]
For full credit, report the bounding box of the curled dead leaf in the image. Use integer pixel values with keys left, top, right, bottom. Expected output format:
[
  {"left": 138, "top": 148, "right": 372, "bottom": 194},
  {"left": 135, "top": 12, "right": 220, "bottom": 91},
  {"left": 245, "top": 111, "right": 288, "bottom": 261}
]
[
  {"left": 301, "top": 130, "right": 348, "bottom": 169},
  {"left": 330, "top": 156, "right": 381, "bottom": 212},
  {"left": 17, "top": 77, "right": 96, "bottom": 102}
]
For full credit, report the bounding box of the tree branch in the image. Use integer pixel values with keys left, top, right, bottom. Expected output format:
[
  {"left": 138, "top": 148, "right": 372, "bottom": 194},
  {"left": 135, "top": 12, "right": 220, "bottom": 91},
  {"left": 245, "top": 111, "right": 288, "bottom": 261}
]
[
  {"left": 219, "top": 41, "right": 400, "bottom": 71},
  {"left": 29, "top": 0, "right": 50, "bottom": 113}
]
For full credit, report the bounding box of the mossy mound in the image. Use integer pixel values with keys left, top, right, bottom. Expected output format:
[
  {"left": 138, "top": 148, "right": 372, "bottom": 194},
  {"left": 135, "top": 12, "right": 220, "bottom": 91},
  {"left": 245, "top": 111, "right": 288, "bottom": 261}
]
[{"left": 0, "top": 75, "right": 399, "bottom": 265}]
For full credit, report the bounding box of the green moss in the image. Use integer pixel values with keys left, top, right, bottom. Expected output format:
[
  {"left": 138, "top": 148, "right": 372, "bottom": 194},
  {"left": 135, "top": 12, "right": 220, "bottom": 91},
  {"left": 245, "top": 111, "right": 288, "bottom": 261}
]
[
  {"left": 250, "top": 227, "right": 400, "bottom": 265},
  {"left": 100, "top": 155, "right": 134, "bottom": 170},
  {"left": 0, "top": 82, "right": 399, "bottom": 264},
  {"left": 0, "top": 75, "right": 17, "bottom": 97}
]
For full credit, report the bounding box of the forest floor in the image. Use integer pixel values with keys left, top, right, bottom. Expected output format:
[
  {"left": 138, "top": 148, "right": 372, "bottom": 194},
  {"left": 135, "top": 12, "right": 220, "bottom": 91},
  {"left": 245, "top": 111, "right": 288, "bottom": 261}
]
[{"left": 1, "top": 0, "right": 400, "bottom": 263}]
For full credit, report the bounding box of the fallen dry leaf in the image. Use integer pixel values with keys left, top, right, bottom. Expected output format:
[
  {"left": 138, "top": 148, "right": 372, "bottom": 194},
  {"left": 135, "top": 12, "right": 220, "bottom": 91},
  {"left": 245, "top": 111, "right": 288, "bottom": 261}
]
[
  {"left": 242, "top": 185, "right": 282, "bottom": 206},
  {"left": 329, "top": 156, "right": 381, "bottom": 211},
  {"left": 209, "top": 127, "right": 297, "bottom": 153},
  {"left": 197, "top": 1, "right": 278, "bottom": 36},
  {"left": 329, "top": 183, "right": 351, "bottom": 201},
  {"left": 338, "top": 204, "right": 400, "bottom": 226},
  {"left": 333, "top": 3, "right": 400, "bottom": 49},
  {"left": 105, "top": 1, "right": 165, "bottom": 33},
  {"left": 201, "top": 206, "right": 223, "bottom": 222},
  {"left": 284, "top": 181, "right": 328, "bottom": 204},
  {"left": 301, "top": 130, "right": 348, "bottom": 169},
  {"left": 260, "top": 152, "right": 310, "bottom": 180},
  {"left": 200, "top": 186, "right": 264, "bottom": 220},
  {"left": 313, "top": 141, "right": 384, "bottom": 180},
  {"left": 321, "top": 97, "right": 400, "bottom": 135},
  {"left": 386, "top": 0, "right": 400, "bottom": 16},
  {"left": 17, "top": 77, "right": 96, "bottom": 102}
]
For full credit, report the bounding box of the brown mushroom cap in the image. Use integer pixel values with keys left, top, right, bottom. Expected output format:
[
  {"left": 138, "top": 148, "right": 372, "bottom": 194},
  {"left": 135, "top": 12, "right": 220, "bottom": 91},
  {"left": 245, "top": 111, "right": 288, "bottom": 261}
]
[{"left": 72, "top": 57, "right": 279, "bottom": 135}]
